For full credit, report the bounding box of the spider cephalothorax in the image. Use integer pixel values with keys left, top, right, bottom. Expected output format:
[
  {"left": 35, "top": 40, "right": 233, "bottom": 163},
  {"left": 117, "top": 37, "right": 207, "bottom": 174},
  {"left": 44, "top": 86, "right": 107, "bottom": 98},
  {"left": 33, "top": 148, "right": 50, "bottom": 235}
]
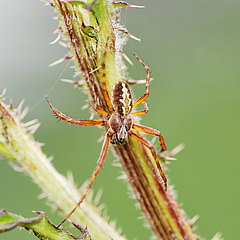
[
  {"left": 109, "top": 111, "right": 133, "bottom": 144},
  {"left": 47, "top": 52, "right": 167, "bottom": 227}
]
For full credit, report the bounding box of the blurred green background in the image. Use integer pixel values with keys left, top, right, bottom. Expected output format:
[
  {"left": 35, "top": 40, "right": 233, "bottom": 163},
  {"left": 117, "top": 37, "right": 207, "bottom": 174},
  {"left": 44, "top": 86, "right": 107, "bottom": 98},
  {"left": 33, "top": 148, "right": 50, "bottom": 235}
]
[{"left": 1, "top": 0, "right": 240, "bottom": 239}]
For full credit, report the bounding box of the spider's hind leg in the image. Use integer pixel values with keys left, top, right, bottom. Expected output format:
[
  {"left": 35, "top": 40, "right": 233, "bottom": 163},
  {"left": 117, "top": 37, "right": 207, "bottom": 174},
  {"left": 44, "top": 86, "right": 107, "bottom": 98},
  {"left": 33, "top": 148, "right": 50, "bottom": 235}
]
[
  {"left": 46, "top": 97, "right": 106, "bottom": 126},
  {"left": 131, "top": 102, "right": 149, "bottom": 117},
  {"left": 57, "top": 129, "right": 113, "bottom": 227},
  {"left": 129, "top": 131, "right": 167, "bottom": 191},
  {"left": 132, "top": 54, "right": 151, "bottom": 108},
  {"left": 132, "top": 124, "right": 167, "bottom": 152},
  {"left": 101, "top": 43, "right": 115, "bottom": 113},
  {"left": 90, "top": 102, "right": 109, "bottom": 118}
]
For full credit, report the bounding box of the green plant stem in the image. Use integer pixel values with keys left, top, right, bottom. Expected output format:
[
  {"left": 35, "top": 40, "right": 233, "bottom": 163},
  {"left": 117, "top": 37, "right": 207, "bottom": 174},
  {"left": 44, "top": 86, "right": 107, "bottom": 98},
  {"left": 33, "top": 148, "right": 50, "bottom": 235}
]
[
  {"left": 0, "top": 0, "right": 201, "bottom": 239},
  {"left": 51, "top": 1, "right": 199, "bottom": 239},
  {"left": 0, "top": 101, "right": 126, "bottom": 239}
]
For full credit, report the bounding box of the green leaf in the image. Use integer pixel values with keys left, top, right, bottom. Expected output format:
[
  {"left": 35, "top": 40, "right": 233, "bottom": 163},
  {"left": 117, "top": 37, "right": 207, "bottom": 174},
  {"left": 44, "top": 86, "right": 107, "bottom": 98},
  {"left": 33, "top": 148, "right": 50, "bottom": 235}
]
[{"left": 0, "top": 209, "right": 91, "bottom": 240}]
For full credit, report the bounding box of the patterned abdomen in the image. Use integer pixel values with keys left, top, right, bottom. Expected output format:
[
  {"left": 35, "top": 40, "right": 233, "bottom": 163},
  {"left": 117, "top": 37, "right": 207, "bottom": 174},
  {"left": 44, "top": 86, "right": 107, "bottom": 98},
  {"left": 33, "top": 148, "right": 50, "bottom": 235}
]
[{"left": 112, "top": 82, "right": 133, "bottom": 116}]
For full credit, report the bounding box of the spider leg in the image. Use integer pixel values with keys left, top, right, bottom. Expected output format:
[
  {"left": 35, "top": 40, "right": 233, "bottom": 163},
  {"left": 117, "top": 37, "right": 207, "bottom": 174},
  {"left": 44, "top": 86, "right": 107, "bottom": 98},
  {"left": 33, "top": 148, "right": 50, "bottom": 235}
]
[
  {"left": 132, "top": 124, "right": 167, "bottom": 152},
  {"left": 131, "top": 102, "right": 149, "bottom": 117},
  {"left": 132, "top": 54, "right": 150, "bottom": 108},
  {"left": 57, "top": 129, "right": 113, "bottom": 228},
  {"left": 101, "top": 45, "right": 115, "bottom": 113},
  {"left": 90, "top": 102, "right": 109, "bottom": 117},
  {"left": 129, "top": 131, "right": 167, "bottom": 191},
  {"left": 46, "top": 97, "right": 106, "bottom": 126},
  {"left": 122, "top": 77, "right": 153, "bottom": 85}
]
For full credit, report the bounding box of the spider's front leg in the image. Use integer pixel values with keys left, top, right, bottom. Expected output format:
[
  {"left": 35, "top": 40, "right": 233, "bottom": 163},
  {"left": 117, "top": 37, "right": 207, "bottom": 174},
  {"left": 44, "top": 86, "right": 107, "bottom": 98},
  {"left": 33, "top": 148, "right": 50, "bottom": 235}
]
[
  {"left": 129, "top": 131, "right": 167, "bottom": 190},
  {"left": 46, "top": 97, "right": 106, "bottom": 126},
  {"left": 110, "top": 133, "right": 118, "bottom": 144},
  {"left": 132, "top": 124, "right": 167, "bottom": 152},
  {"left": 57, "top": 129, "right": 114, "bottom": 227}
]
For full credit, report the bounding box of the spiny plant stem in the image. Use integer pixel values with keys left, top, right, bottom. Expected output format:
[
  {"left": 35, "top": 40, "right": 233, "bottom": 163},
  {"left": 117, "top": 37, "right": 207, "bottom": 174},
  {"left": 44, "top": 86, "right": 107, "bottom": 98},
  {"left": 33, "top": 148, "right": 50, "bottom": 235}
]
[
  {"left": 0, "top": 0, "right": 202, "bottom": 239},
  {"left": 51, "top": 1, "right": 199, "bottom": 239},
  {"left": 0, "top": 101, "right": 126, "bottom": 240}
]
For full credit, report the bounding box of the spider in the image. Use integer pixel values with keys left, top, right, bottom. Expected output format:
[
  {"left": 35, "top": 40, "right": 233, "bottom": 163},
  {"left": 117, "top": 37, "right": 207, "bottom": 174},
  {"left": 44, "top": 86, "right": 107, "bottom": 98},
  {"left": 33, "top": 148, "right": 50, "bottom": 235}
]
[{"left": 46, "top": 52, "right": 167, "bottom": 227}]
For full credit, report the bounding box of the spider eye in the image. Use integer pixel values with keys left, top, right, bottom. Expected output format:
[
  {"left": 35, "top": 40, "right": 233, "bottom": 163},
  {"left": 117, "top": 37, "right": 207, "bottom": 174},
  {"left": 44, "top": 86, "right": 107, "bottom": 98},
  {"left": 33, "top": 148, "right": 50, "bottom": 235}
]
[{"left": 119, "top": 138, "right": 126, "bottom": 144}]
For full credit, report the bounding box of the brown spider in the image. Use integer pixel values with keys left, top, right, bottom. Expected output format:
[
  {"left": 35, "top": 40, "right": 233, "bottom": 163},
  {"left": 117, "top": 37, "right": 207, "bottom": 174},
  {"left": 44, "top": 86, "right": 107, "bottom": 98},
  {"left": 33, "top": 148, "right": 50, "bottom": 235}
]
[{"left": 46, "top": 53, "right": 167, "bottom": 227}]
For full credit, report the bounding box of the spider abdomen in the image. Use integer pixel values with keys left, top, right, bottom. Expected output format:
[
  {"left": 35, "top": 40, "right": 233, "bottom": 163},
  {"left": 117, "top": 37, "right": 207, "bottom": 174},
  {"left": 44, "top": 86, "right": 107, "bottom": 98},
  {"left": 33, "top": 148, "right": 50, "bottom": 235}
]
[{"left": 112, "top": 82, "right": 133, "bottom": 116}]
